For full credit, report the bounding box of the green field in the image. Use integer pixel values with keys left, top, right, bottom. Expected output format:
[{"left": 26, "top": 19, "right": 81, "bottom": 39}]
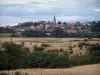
[
  {"left": 0, "top": 37, "right": 100, "bottom": 43},
  {"left": 0, "top": 37, "right": 62, "bottom": 43},
  {"left": 0, "top": 33, "right": 11, "bottom": 37}
]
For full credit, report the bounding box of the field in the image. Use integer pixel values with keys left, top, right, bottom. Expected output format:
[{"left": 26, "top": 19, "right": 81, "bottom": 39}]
[
  {"left": 0, "top": 33, "right": 12, "bottom": 37},
  {"left": 0, "top": 37, "right": 100, "bottom": 75},
  {"left": 0, "top": 37, "right": 100, "bottom": 42},
  {"left": 0, "top": 64, "right": 100, "bottom": 75},
  {"left": 0, "top": 37, "right": 100, "bottom": 54}
]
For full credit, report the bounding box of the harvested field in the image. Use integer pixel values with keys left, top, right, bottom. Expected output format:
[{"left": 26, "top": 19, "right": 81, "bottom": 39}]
[
  {"left": 0, "top": 37, "right": 100, "bottom": 55},
  {"left": 0, "top": 64, "right": 100, "bottom": 75}
]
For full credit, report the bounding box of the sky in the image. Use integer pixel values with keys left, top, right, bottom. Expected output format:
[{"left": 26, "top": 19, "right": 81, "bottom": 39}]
[{"left": 0, "top": 0, "right": 100, "bottom": 26}]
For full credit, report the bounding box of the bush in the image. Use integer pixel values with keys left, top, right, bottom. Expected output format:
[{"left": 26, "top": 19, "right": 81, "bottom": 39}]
[
  {"left": 88, "top": 44, "right": 100, "bottom": 63},
  {"left": 0, "top": 42, "right": 100, "bottom": 69},
  {"left": 33, "top": 44, "right": 37, "bottom": 48},
  {"left": 68, "top": 46, "right": 73, "bottom": 50},
  {"left": 24, "top": 73, "right": 29, "bottom": 75},
  {"left": 78, "top": 43, "right": 83, "bottom": 47},
  {"left": 41, "top": 43, "right": 50, "bottom": 47},
  {"left": 83, "top": 39, "right": 88, "bottom": 42},
  {"left": 30, "top": 42, "right": 32, "bottom": 44},
  {"left": 80, "top": 52, "right": 82, "bottom": 56},
  {"left": 70, "top": 50, "right": 73, "bottom": 54},
  {"left": 0, "top": 42, "right": 29, "bottom": 70},
  {"left": 69, "top": 55, "right": 94, "bottom": 67},
  {"left": 51, "top": 49, "right": 59, "bottom": 52},
  {"left": 34, "top": 47, "right": 44, "bottom": 52},
  {"left": 80, "top": 47, "right": 83, "bottom": 50},
  {"left": 21, "top": 42, "right": 25, "bottom": 46},
  {"left": 59, "top": 48, "right": 64, "bottom": 52},
  {"left": 74, "top": 40, "right": 80, "bottom": 41},
  {"left": 15, "top": 71, "right": 22, "bottom": 75},
  {"left": 78, "top": 42, "right": 90, "bottom": 47},
  {"left": 73, "top": 45, "right": 76, "bottom": 47},
  {"left": 88, "top": 37, "right": 92, "bottom": 39},
  {"left": 0, "top": 72, "right": 9, "bottom": 75}
]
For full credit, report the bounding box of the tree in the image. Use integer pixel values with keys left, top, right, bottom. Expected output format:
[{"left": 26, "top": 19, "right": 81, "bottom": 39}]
[
  {"left": 58, "top": 21, "right": 62, "bottom": 25},
  {"left": 27, "top": 51, "right": 46, "bottom": 68},
  {"left": 53, "top": 27, "right": 65, "bottom": 37},
  {"left": 0, "top": 42, "right": 30, "bottom": 70},
  {"left": 76, "top": 21, "right": 80, "bottom": 26},
  {"left": 88, "top": 44, "right": 100, "bottom": 63}
]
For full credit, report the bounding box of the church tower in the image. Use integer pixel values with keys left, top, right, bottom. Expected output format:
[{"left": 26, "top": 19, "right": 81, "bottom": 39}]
[{"left": 53, "top": 16, "right": 56, "bottom": 23}]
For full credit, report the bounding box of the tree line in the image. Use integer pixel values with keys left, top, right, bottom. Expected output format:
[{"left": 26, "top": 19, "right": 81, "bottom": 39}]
[{"left": 22, "top": 28, "right": 100, "bottom": 38}]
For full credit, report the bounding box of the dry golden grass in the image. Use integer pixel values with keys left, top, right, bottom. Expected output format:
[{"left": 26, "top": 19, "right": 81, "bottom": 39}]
[
  {"left": 1, "top": 64, "right": 100, "bottom": 75},
  {"left": 0, "top": 37, "right": 100, "bottom": 54}
]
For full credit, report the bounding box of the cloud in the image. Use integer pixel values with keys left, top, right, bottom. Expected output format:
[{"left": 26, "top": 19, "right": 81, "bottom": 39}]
[
  {"left": 57, "top": 15, "right": 83, "bottom": 22},
  {"left": 93, "top": 8, "right": 100, "bottom": 12},
  {"left": 0, "top": 0, "right": 100, "bottom": 26},
  {"left": 0, "top": 16, "right": 29, "bottom": 26},
  {"left": 0, "top": 0, "right": 46, "bottom": 4}
]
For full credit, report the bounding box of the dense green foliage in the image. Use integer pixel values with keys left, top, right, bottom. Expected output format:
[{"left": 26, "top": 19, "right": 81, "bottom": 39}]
[
  {"left": 22, "top": 28, "right": 93, "bottom": 38},
  {"left": 0, "top": 42, "right": 100, "bottom": 70},
  {"left": 0, "top": 27, "right": 13, "bottom": 33}
]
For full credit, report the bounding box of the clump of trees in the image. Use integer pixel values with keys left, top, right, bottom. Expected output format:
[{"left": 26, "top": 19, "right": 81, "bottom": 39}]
[
  {"left": 0, "top": 42, "right": 100, "bottom": 70},
  {"left": 0, "top": 27, "right": 14, "bottom": 33}
]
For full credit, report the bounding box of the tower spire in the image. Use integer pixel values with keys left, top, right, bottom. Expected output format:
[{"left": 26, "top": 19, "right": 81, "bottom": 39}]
[{"left": 53, "top": 16, "right": 56, "bottom": 23}]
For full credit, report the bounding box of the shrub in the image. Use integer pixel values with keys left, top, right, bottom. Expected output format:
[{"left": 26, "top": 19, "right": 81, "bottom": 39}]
[
  {"left": 78, "top": 42, "right": 90, "bottom": 47},
  {"left": 0, "top": 72, "right": 9, "bottom": 75},
  {"left": 47, "top": 50, "right": 52, "bottom": 52},
  {"left": 68, "top": 46, "right": 73, "bottom": 50},
  {"left": 76, "top": 53, "right": 79, "bottom": 56},
  {"left": 80, "top": 52, "right": 82, "bottom": 56},
  {"left": 80, "top": 47, "right": 83, "bottom": 50},
  {"left": 88, "top": 37, "right": 92, "bottom": 39},
  {"left": 78, "top": 43, "right": 83, "bottom": 47},
  {"left": 30, "top": 42, "right": 32, "bottom": 44},
  {"left": 73, "top": 45, "right": 76, "bottom": 47},
  {"left": 59, "top": 48, "right": 64, "bottom": 52},
  {"left": 41, "top": 43, "right": 50, "bottom": 47},
  {"left": 34, "top": 47, "right": 44, "bottom": 51},
  {"left": 24, "top": 73, "right": 29, "bottom": 75},
  {"left": 51, "top": 49, "right": 59, "bottom": 52},
  {"left": 33, "top": 44, "right": 37, "bottom": 48},
  {"left": 74, "top": 40, "right": 79, "bottom": 41},
  {"left": 83, "top": 39, "right": 88, "bottom": 42},
  {"left": 15, "top": 71, "right": 22, "bottom": 75},
  {"left": 21, "top": 42, "right": 25, "bottom": 46},
  {"left": 69, "top": 55, "right": 94, "bottom": 67},
  {"left": 70, "top": 50, "right": 73, "bottom": 54},
  {"left": 85, "top": 46, "right": 87, "bottom": 49}
]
